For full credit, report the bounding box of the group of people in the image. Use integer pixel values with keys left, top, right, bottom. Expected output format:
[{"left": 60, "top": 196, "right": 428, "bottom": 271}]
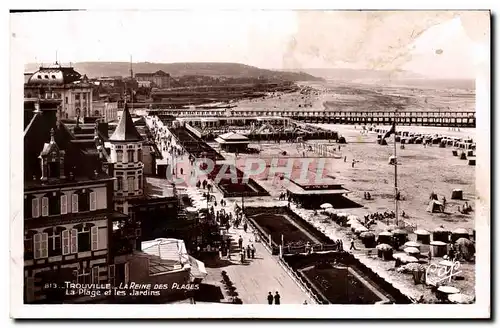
[
  {"left": 197, "top": 179, "right": 215, "bottom": 193},
  {"left": 267, "top": 291, "right": 281, "bottom": 305},
  {"left": 363, "top": 191, "right": 372, "bottom": 200},
  {"left": 237, "top": 235, "right": 256, "bottom": 263},
  {"left": 458, "top": 202, "right": 473, "bottom": 214},
  {"left": 278, "top": 192, "right": 290, "bottom": 201}
]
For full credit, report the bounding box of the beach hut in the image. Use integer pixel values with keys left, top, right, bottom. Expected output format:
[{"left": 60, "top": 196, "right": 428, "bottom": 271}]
[
  {"left": 400, "top": 138, "right": 407, "bottom": 144},
  {"left": 426, "top": 200, "right": 444, "bottom": 213},
  {"left": 415, "top": 137, "right": 423, "bottom": 144},
  {"left": 455, "top": 238, "right": 475, "bottom": 261},
  {"left": 377, "top": 231, "right": 393, "bottom": 245},
  {"left": 467, "top": 150, "right": 474, "bottom": 157},
  {"left": 360, "top": 231, "right": 376, "bottom": 248},
  {"left": 395, "top": 136, "right": 401, "bottom": 143},
  {"left": 392, "top": 229, "right": 408, "bottom": 245},
  {"left": 452, "top": 150, "right": 458, "bottom": 156},
  {"left": 432, "top": 227, "right": 450, "bottom": 243},
  {"left": 451, "top": 189, "right": 463, "bottom": 200},
  {"left": 408, "top": 137, "right": 416, "bottom": 144},
  {"left": 378, "top": 138, "right": 388, "bottom": 145},
  {"left": 414, "top": 229, "right": 431, "bottom": 244},
  {"left": 439, "top": 140, "right": 447, "bottom": 148},
  {"left": 459, "top": 152, "right": 467, "bottom": 160},
  {"left": 451, "top": 228, "right": 469, "bottom": 243},
  {"left": 468, "top": 158, "right": 476, "bottom": 166},
  {"left": 430, "top": 241, "right": 448, "bottom": 257}
]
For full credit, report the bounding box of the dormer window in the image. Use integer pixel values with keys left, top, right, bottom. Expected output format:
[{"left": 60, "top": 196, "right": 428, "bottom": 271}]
[
  {"left": 44, "top": 75, "right": 49, "bottom": 79},
  {"left": 51, "top": 75, "right": 56, "bottom": 79},
  {"left": 39, "top": 129, "right": 66, "bottom": 181},
  {"left": 37, "top": 75, "right": 41, "bottom": 79}
]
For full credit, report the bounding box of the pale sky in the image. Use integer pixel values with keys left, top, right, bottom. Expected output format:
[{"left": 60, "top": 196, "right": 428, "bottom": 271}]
[{"left": 10, "top": 10, "right": 489, "bottom": 79}]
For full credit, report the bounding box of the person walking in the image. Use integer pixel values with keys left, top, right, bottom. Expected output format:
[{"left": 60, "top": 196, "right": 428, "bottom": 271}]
[
  {"left": 238, "top": 236, "right": 243, "bottom": 250},
  {"left": 243, "top": 222, "right": 248, "bottom": 233},
  {"left": 250, "top": 244, "right": 256, "bottom": 259},
  {"left": 267, "top": 292, "right": 274, "bottom": 305},
  {"left": 246, "top": 245, "right": 251, "bottom": 259},
  {"left": 274, "top": 291, "right": 281, "bottom": 305},
  {"left": 350, "top": 238, "right": 356, "bottom": 251}
]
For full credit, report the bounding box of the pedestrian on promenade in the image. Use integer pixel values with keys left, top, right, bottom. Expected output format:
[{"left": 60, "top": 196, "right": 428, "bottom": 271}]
[
  {"left": 246, "top": 245, "right": 251, "bottom": 259},
  {"left": 240, "top": 249, "right": 245, "bottom": 263},
  {"left": 344, "top": 156, "right": 347, "bottom": 162},
  {"left": 350, "top": 239, "right": 356, "bottom": 251},
  {"left": 238, "top": 236, "right": 243, "bottom": 250},
  {"left": 251, "top": 244, "right": 256, "bottom": 259},
  {"left": 267, "top": 292, "right": 274, "bottom": 304},
  {"left": 274, "top": 291, "right": 281, "bottom": 305},
  {"left": 243, "top": 222, "right": 248, "bottom": 233}
]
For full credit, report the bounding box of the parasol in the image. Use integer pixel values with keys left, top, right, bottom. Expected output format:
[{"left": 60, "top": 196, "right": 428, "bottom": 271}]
[
  {"left": 355, "top": 226, "right": 369, "bottom": 233},
  {"left": 320, "top": 203, "right": 333, "bottom": 209},
  {"left": 430, "top": 241, "right": 447, "bottom": 246},
  {"left": 185, "top": 207, "right": 198, "bottom": 213},
  {"left": 404, "top": 241, "right": 421, "bottom": 248},
  {"left": 360, "top": 231, "right": 375, "bottom": 238},
  {"left": 401, "top": 256, "right": 419, "bottom": 263},
  {"left": 392, "top": 229, "right": 408, "bottom": 235},
  {"left": 378, "top": 231, "right": 394, "bottom": 236},
  {"left": 393, "top": 253, "right": 407, "bottom": 260},
  {"left": 376, "top": 244, "right": 393, "bottom": 251},
  {"left": 448, "top": 293, "right": 474, "bottom": 304},
  {"left": 437, "top": 286, "right": 460, "bottom": 294},
  {"left": 452, "top": 228, "right": 469, "bottom": 235},
  {"left": 414, "top": 229, "right": 430, "bottom": 235},
  {"left": 404, "top": 247, "right": 420, "bottom": 255}
]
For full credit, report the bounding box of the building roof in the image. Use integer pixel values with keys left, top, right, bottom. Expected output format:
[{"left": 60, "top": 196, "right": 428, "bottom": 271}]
[
  {"left": 25, "top": 63, "right": 83, "bottom": 85},
  {"left": 108, "top": 102, "right": 143, "bottom": 142},
  {"left": 136, "top": 70, "right": 170, "bottom": 77},
  {"left": 217, "top": 132, "right": 249, "bottom": 141}
]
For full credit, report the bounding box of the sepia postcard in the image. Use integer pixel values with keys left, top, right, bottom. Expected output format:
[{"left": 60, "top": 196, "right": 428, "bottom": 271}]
[{"left": 9, "top": 8, "right": 491, "bottom": 319}]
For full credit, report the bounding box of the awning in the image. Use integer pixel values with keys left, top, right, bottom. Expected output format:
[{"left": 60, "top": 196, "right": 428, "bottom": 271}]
[{"left": 188, "top": 255, "right": 207, "bottom": 280}]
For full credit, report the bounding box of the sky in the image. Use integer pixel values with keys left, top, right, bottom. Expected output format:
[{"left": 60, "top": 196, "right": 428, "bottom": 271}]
[{"left": 10, "top": 10, "right": 489, "bottom": 79}]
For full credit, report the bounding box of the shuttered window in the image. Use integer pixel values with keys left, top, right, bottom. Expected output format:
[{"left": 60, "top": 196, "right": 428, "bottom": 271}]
[
  {"left": 134, "top": 176, "right": 139, "bottom": 190},
  {"left": 41, "top": 197, "right": 49, "bottom": 217},
  {"left": 70, "top": 229, "right": 78, "bottom": 254},
  {"left": 91, "top": 226, "right": 99, "bottom": 251},
  {"left": 62, "top": 230, "right": 70, "bottom": 255},
  {"left": 40, "top": 233, "right": 48, "bottom": 258},
  {"left": 71, "top": 194, "right": 78, "bottom": 213},
  {"left": 124, "top": 262, "right": 130, "bottom": 284},
  {"left": 92, "top": 266, "right": 99, "bottom": 284},
  {"left": 31, "top": 198, "right": 40, "bottom": 218},
  {"left": 33, "top": 233, "right": 42, "bottom": 259},
  {"left": 60, "top": 195, "right": 67, "bottom": 214},
  {"left": 127, "top": 177, "right": 134, "bottom": 192},
  {"left": 89, "top": 192, "right": 97, "bottom": 211},
  {"left": 108, "top": 265, "right": 115, "bottom": 286}
]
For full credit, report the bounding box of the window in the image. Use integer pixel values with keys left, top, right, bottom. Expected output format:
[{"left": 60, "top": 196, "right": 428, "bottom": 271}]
[
  {"left": 41, "top": 197, "right": 49, "bottom": 217},
  {"left": 128, "top": 176, "right": 135, "bottom": 191},
  {"left": 60, "top": 194, "right": 67, "bottom": 214},
  {"left": 70, "top": 229, "right": 78, "bottom": 254},
  {"left": 127, "top": 150, "right": 134, "bottom": 163},
  {"left": 31, "top": 198, "right": 40, "bottom": 218},
  {"left": 108, "top": 265, "right": 115, "bottom": 286},
  {"left": 137, "top": 149, "right": 142, "bottom": 162},
  {"left": 116, "top": 150, "right": 123, "bottom": 162},
  {"left": 124, "top": 262, "right": 130, "bottom": 284},
  {"left": 48, "top": 192, "right": 60, "bottom": 216},
  {"left": 71, "top": 194, "right": 78, "bottom": 213},
  {"left": 78, "top": 226, "right": 91, "bottom": 253},
  {"left": 77, "top": 268, "right": 91, "bottom": 284},
  {"left": 91, "top": 226, "right": 99, "bottom": 251},
  {"left": 24, "top": 234, "right": 34, "bottom": 260},
  {"left": 89, "top": 192, "right": 97, "bottom": 211},
  {"left": 77, "top": 190, "right": 90, "bottom": 212},
  {"left": 24, "top": 195, "right": 33, "bottom": 219},
  {"left": 62, "top": 230, "right": 70, "bottom": 255},
  {"left": 65, "top": 97, "right": 68, "bottom": 104},
  {"left": 34, "top": 233, "right": 48, "bottom": 259},
  {"left": 138, "top": 175, "right": 142, "bottom": 190},
  {"left": 92, "top": 266, "right": 99, "bottom": 284},
  {"left": 25, "top": 277, "right": 35, "bottom": 303},
  {"left": 48, "top": 161, "right": 60, "bottom": 179},
  {"left": 116, "top": 177, "right": 123, "bottom": 191},
  {"left": 47, "top": 229, "right": 61, "bottom": 257}
]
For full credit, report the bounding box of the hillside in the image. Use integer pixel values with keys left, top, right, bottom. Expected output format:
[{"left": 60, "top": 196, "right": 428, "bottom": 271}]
[{"left": 24, "top": 62, "right": 324, "bottom": 82}]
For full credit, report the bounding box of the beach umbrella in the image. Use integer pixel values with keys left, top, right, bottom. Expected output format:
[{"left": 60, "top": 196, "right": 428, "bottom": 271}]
[
  {"left": 347, "top": 215, "right": 359, "bottom": 221},
  {"left": 404, "top": 241, "right": 421, "bottom": 248},
  {"left": 433, "top": 227, "right": 450, "bottom": 233},
  {"left": 453, "top": 228, "right": 469, "bottom": 235},
  {"left": 393, "top": 253, "right": 407, "bottom": 260},
  {"left": 392, "top": 229, "right": 408, "bottom": 235},
  {"left": 404, "top": 263, "right": 426, "bottom": 272},
  {"left": 414, "top": 229, "right": 430, "bottom": 235},
  {"left": 185, "top": 207, "right": 198, "bottom": 213},
  {"left": 404, "top": 247, "right": 420, "bottom": 255},
  {"left": 401, "top": 256, "right": 419, "bottom": 263},
  {"left": 337, "top": 212, "right": 348, "bottom": 217},
  {"left": 360, "top": 231, "right": 375, "bottom": 238},
  {"left": 320, "top": 203, "right": 333, "bottom": 209},
  {"left": 376, "top": 244, "right": 393, "bottom": 251},
  {"left": 325, "top": 208, "right": 337, "bottom": 214},
  {"left": 448, "top": 293, "right": 474, "bottom": 304},
  {"left": 437, "top": 286, "right": 460, "bottom": 295},
  {"left": 355, "top": 226, "right": 369, "bottom": 233},
  {"left": 386, "top": 225, "right": 398, "bottom": 232},
  {"left": 455, "top": 238, "right": 474, "bottom": 247},
  {"left": 379, "top": 231, "right": 394, "bottom": 237}
]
